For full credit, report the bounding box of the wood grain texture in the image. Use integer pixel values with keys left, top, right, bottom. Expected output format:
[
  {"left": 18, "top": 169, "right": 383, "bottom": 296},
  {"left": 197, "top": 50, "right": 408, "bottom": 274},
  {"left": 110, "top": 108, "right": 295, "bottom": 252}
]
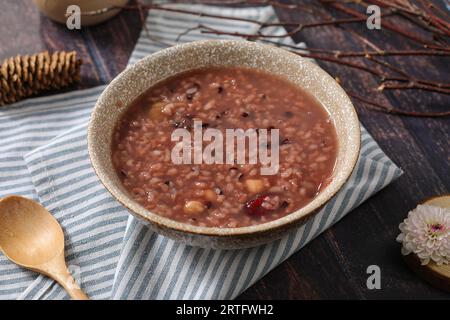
[{"left": 0, "top": 0, "right": 448, "bottom": 299}]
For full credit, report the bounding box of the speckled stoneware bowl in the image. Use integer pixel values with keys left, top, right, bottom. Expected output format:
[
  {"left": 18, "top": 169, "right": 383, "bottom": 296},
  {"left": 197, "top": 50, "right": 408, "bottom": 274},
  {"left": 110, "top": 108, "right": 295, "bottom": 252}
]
[{"left": 88, "top": 40, "right": 360, "bottom": 250}]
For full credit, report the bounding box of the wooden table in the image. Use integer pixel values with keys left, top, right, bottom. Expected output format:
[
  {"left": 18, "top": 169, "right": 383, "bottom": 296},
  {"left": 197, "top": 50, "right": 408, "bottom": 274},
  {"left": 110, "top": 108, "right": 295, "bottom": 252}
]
[{"left": 1, "top": 0, "right": 448, "bottom": 299}]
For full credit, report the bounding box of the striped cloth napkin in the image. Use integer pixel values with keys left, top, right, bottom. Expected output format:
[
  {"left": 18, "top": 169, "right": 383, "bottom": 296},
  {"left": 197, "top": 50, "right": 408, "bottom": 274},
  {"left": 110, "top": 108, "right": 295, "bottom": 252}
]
[{"left": 0, "top": 5, "right": 402, "bottom": 300}]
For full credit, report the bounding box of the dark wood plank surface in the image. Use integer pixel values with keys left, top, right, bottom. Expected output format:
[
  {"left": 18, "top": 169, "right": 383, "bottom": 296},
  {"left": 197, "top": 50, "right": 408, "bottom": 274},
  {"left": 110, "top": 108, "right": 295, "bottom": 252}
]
[{"left": 0, "top": 0, "right": 448, "bottom": 299}]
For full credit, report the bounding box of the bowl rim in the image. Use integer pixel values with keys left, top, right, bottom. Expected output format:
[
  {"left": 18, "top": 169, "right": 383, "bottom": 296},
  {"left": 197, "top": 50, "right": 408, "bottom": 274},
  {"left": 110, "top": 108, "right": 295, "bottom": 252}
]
[{"left": 88, "top": 39, "right": 360, "bottom": 237}]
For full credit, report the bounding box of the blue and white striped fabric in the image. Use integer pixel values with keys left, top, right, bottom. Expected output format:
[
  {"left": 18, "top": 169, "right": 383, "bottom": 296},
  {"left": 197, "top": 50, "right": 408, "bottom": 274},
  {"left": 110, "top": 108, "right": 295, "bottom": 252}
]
[
  {"left": 0, "top": 86, "right": 107, "bottom": 299},
  {"left": 0, "top": 4, "right": 402, "bottom": 300}
]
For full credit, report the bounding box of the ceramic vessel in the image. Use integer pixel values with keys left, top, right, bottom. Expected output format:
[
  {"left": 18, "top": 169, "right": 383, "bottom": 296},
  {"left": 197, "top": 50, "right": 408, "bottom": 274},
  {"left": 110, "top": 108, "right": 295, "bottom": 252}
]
[
  {"left": 88, "top": 40, "right": 361, "bottom": 249},
  {"left": 33, "top": 0, "right": 128, "bottom": 26}
]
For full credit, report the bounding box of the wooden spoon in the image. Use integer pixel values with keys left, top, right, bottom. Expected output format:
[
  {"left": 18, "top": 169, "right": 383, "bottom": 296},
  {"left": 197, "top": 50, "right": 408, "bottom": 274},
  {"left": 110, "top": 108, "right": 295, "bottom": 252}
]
[{"left": 0, "top": 195, "right": 88, "bottom": 300}]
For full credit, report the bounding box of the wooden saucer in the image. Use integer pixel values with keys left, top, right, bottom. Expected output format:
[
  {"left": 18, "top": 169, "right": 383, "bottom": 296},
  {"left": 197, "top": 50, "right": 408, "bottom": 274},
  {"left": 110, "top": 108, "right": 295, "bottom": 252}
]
[{"left": 402, "top": 195, "right": 450, "bottom": 292}]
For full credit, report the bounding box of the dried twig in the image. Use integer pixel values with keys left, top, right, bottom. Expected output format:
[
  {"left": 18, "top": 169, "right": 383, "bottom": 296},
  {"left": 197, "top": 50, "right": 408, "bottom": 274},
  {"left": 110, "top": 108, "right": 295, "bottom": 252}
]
[
  {"left": 322, "top": 1, "right": 443, "bottom": 47},
  {"left": 348, "top": 91, "right": 450, "bottom": 117},
  {"left": 77, "top": 0, "right": 450, "bottom": 117},
  {"left": 200, "top": 28, "right": 450, "bottom": 94}
]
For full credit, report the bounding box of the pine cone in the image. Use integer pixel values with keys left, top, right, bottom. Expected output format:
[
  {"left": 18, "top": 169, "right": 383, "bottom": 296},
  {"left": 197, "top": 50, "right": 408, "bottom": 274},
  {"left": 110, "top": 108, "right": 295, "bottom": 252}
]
[{"left": 0, "top": 51, "right": 82, "bottom": 106}]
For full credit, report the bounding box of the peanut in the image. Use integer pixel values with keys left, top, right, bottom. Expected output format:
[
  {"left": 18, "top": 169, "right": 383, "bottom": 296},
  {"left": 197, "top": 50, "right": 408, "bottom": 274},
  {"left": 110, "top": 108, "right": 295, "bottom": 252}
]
[
  {"left": 244, "top": 179, "right": 265, "bottom": 194},
  {"left": 204, "top": 189, "right": 217, "bottom": 202},
  {"left": 183, "top": 200, "right": 206, "bottom": 215},
  {"left": 148, "top": 101, "right": 166, "bottom": 120},
  {"left": 161, "top": 103, "right": 175, "bottom": 115}
]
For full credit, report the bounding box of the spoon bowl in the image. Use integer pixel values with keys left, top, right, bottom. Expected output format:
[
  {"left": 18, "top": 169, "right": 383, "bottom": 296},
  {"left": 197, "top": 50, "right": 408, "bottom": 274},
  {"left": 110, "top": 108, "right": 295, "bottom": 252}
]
[{"left": 0, "top": 195, "right": 88, "bottom": 300}]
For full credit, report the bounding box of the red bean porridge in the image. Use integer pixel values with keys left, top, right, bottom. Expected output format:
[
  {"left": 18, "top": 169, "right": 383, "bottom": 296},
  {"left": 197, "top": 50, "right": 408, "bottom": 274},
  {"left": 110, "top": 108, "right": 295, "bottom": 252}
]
[{"left": 112, "top": 67, "right": 337, "bottom": 228}]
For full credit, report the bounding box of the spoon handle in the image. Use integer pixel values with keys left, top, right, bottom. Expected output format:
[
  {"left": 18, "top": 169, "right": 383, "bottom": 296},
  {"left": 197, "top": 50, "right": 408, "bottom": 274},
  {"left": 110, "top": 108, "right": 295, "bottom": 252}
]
[
  {"left": 55, "top": 273, "right": 89, "bottom": 300},
  {"left": 58, "top": 276, "right": 89, "bottom": 300},
  {"left": 43, "top": 254, "right": 89, "bottom": 300}
]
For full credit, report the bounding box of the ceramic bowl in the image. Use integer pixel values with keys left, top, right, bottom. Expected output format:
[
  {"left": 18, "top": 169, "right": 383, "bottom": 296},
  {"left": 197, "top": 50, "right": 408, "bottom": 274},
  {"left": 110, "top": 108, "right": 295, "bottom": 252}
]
[{"left": 88, "top": 40, "right": 360, "bottom": 249}]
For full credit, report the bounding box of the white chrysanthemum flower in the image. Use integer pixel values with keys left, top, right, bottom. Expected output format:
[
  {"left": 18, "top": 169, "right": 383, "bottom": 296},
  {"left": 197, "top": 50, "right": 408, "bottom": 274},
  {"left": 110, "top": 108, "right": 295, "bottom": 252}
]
[{"left": 396, "top": 204, "right": 450, "bottom": 266}]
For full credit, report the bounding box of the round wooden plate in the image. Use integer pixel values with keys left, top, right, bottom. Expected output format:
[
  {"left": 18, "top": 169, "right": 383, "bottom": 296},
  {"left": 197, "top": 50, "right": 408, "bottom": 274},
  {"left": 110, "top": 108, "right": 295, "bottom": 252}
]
[{"left": 402, "top": 195, "right": 450, "bottom": 292}]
